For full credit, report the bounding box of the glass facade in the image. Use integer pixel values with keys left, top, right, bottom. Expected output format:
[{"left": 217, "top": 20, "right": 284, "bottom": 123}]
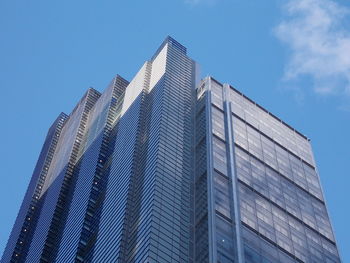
[
  {"left": 196, "top": 77, "right": 341, "bottom": 263},
  {"left": 1, "top": 37, "right": 341, "bottom": 263}
]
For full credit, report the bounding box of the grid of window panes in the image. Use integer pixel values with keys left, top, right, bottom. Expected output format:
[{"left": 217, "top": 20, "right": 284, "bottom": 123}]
[
  {"left": 195, "top": 90, "right": 209, "bottom": 263},
  {"left": 209, "top": 79, "right": 238, "bottom": 263},
  {"left": 227, "top": 85, "right": 340, "bottom": 262},
  {"left": 230, "top": 88, "right": 314, "bottom": 167}
]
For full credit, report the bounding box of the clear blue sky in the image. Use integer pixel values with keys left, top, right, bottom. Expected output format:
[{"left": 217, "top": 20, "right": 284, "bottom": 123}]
[{"left": 0, "top": 0, "right": 349, "bottom": 261}]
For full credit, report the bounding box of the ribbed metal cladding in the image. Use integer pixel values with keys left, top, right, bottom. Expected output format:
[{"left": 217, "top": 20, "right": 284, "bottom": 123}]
[
  {"left": 91, "top": 37, "right": 197, "bottom": 263},
  {"left": 21, "top": 89, "right": 100, "bottom": 263},
  {"left": 74, "top": 76, "right": 129, "bottom": 263},
  {"left": 39, "top": 89, "right": 101, "bottom": 263},
  {"left": 1, "top": 113, "right": 68, "bottom": 263},
  {"left": 90, "top": 62, "right": 152, "bottom": 262},
  {"left": 52, "top": 76, "right": 129, "bottom": 263}
]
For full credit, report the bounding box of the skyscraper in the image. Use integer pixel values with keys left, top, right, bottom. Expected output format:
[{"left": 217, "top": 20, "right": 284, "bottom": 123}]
[{"left": 1, "top": 37, "right": 341, "bottom": 263}]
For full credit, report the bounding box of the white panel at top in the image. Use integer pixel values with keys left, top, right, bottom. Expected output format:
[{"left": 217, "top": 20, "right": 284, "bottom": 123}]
[
  {"left": 149, "top": 43, "right": 168, "bottom": 92},
  {"left": 121, "top": 62, "right": 150, "bottom": 116}
]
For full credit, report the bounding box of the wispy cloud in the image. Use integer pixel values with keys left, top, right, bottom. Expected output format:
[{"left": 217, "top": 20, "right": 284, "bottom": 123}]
[
  {"left": 275, "top": 0, "right": 350, "bottom": 96},
  {"left": 183, "top": 0, "right": 217, "bottom": 6},
  {"left": 184, "top": 0, "right": 201, "bottom": 4}
]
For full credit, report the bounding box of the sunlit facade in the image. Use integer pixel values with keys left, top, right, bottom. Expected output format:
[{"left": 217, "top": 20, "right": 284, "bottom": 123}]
[{"left": 1, "top": 37, "right": 341, "bottom": 263}]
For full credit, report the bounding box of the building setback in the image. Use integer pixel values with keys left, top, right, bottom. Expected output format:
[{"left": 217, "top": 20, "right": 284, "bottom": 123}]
[{"left": 1, "top": 37, "right": 341, "bottom": 263}]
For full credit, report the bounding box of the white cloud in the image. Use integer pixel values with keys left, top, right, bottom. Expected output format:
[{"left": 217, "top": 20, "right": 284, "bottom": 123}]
[{"left": 275, "top": 0, "right": 350, "bottom": 95}]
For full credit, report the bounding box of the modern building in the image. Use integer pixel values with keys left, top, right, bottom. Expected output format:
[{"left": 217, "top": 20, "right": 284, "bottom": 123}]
[{"left": 1, "top": 37, "right": 341, "bottom": 263}]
